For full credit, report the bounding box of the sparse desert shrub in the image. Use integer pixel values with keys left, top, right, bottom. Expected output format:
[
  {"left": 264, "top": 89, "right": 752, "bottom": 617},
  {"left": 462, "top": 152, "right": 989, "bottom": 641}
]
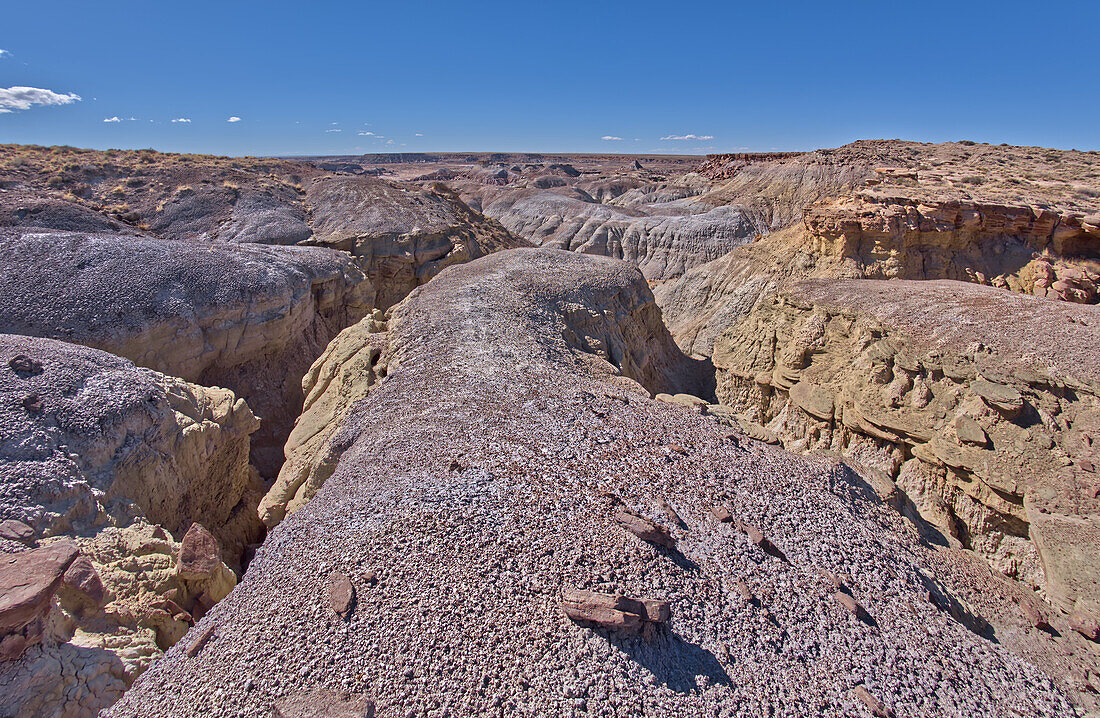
[
  {"left": 960, "top": 175, "right": 984, "bottom": 185},
  {"left": 958, "top": 140, "right": 977, "bottom": 146},
  {"left": 1076, "top": 187, "right": 1100, "bottom": 199},
  {"left": 46, "top": 175, "right": 66, "bottom": 189},
  {"left": 110, "top": 185, "right": 126, "bottom": 196}
]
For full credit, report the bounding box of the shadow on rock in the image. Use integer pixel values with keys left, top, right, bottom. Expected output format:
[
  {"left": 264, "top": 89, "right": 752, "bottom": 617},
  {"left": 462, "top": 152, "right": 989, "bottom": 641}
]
[{"left": 610, "top": 629, "right": 731, "bottom": 694}]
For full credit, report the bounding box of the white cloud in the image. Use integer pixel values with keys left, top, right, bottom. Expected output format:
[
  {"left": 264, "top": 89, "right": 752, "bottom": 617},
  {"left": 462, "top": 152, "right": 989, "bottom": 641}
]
[
  {"left": 357, "top": 131, "right": 374, "bottom": 136},
  {"left": 331, "top": 121, "right": 339, "bottom": 125},
  {"left": 171, "top": 117, "right": 191, "bottom": 123},
  {"left": 415, "top": 132, "right": 423, "bottom": 137},
  {"left": 324, "top": 128, "right": 342, "bottom": 133},
  {"left": 660, "top": 133, "right": 714, "bottom": 141},
  {"left": 0, "top": 50, "right": 9, "bottom": 59},
  {"left": 103, "top": 116, "right": 121, "bottom": 122},
  {"left": 385, "top": 139, "right": 394, "bottom": 145},
  {"left": 227, "top": 116, "right": 241, "bottom": 123},
  {"left": 0, "top": 86, "right": 81, "bottom": 113},
  {"left": 601, "top": 135, "right": 623, "bottom": 141},
  {"left": 633, "top": 138, "right": 640, "bottom": 142}
]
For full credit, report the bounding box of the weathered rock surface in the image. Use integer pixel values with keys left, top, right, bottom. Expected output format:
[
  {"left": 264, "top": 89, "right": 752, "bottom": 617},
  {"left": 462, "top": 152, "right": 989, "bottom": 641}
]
[
  {"left": 451, "top": 164, "right": 767, "bottom": 281},
  {"left": 708, "top": 279, "right": 1100, "bottom": 639},
  {"left": 0, "top": 230, "right": 373, "bottom": 476},
  {"left": 258, "top": 312, "right": 390, "bottom": 528},
  {"left": 0, "top": 334, "right": 263, "bottom": 554},
  {"left": 802, "top": 194, "right": 1099, "bottom": 302},
  {"left": 304, "top": 177, "right": 527, "bottom": 309},
  {"left": 0, "top": 542, "right": 78, "bottom": 656},
  {"left": 110, "top": 249, "right": 1073, "bottom": 717},
  {"left": 0, "top": 335, "right": 252, "bottom": 717}
]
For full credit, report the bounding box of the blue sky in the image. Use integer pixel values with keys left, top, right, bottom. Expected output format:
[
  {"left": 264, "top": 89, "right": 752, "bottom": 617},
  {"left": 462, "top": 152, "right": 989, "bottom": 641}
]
[{"left": 2, "top": 0, "right": 1098, "bottom": 156}]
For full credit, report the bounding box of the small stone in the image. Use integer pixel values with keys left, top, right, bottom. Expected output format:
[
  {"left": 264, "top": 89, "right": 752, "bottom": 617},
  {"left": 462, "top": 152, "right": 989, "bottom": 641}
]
[
  {"left": 834, "top": 592, "right": 872, "bottom": 624},
  {"left": 852, "top": 685, "right": 893, "bottom": 717},
  {"left": 737, "top": 521, "right": 787, "bottom": 561},
  {"left": 0, "top": 541, "right": 78, "bottom": 638},
  {"left": 816, "top": 568, "right": 845, "bottom": 591},
  {"left": 185, "top": 623, "right": 216, "bottom": 657},
  {"left": 1018, "top": 598, "right": 1049, "bottom": 630},
  {"left": 61, "top": 555, "right": 106, "bottom": 607},
  {"left": 0, "top": 520, "right": 33, "bottom": 543},
  {"left": 20, "top": 394, "right": 41, "bottom": 414},
  {"left": 954, "top": 415, "right": 988, "bottom": 446},
  {"left": 970, "top": 379, "right": 1024, "bottom": 416},
  {"left": 653, "top": 497, "right": 686, "bottom": 529},
  {"left": 7, "top": 355, "right": 43, "bottom": 378},
  {"left": 1069, "top": 608, "right": 1099, "bottom": 641},
  {"left": 328, "top": 573, "right": 356, "bottom": 619},
  {"left": 177, "top": 523, "right": 222, "bottom": 579},
  {"left": 613, "top": 511, "right": 674, "bottom": 549},
  {"left": 561, "top": 588, "right": 669, "bottom": 634},
  {"left": 711, "top": 506, "right": 733, "bottom": 523}
]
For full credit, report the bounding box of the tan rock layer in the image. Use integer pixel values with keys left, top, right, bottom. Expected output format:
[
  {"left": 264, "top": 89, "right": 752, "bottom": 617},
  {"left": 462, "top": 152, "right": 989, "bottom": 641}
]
[
  {"left": 710, "top": 280, "right": 1099, "bottom": 630},
  {"left": 802, "top": 195, "right": 1100, "bottom": 302},
  {"left": 258, "top": 311, "right": 390, "bottom": 528}
]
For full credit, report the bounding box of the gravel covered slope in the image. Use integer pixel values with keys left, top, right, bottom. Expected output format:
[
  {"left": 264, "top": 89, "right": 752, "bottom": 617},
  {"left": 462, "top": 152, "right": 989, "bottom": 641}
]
[{"left": 109, "top": 249, "right": 1075, "bottom": 718}]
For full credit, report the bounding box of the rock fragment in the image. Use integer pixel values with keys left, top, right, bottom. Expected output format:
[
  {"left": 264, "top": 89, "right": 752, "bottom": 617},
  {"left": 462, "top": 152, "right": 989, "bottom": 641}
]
[
  {"left": 970, "top": 379, "right": 1024, "bottom": 417},
  {"left": 328, "top": 573, "right": 356, "bottom": 619},
  {"left": 1069, "top": 607, "right": 1100, "bottom": 641},
  {"left": 176, "top": 523, "right": 222, "bottom": 580},
  {"left": 0, "top": 541, "right": 79, "bottom": 657},
  {"left": 954, "top": 415, "right": 988, "bottom": 446},
  {"left": 184, "top": 624, "right": 216, "bottom": 658},
  {"left": 653, "top": 496, "right": 686, "bottom": 529},
  {"left": 561, "top": 588, "right": 669, "bottom": 636},
  {"left": 61, "top": 554, "right": 107, "bottom": 608},
  {"left": 834, "top": 591, "right": 872, "bottom": 624},
  {"left": 710, "top": 505, "right": 733, "bottom": 523},
  {"left": 7, "top": 354, "right": 42, "bottom": 377},
  {"left": 852, "top": 685, "right": 894, "bottom": 717},
  {"left": 613, "top": 510, "right": 674, "bottom": 549},
  {"left": 736, "top": 520, "right": 787, "bottom": 561},
  {"left": 0, "top": 520, "right": 34, "bottom": 543}
]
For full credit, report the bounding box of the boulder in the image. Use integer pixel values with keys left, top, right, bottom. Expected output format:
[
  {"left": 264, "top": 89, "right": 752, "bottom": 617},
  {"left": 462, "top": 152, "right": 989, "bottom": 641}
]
[
  {"left": 177, "top": 524, "right": 222, "bottom": 580},
  {"left": 0, "top": 541, "right": 78, "bottom": 650}
]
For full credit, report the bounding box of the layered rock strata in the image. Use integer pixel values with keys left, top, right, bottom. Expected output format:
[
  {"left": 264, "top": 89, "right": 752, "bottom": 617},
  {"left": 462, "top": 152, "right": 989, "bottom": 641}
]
[
  {"left": 656, "top": 193, "right": 1100, "bottom": 360},
  {"left": 0, "top": 230, "right": 373, "bottom": 476},
  {"left": 708, "top": 279, "right": 1099, "bottom": 634},
  {"left": 463, "top": 186, "right": 761, "bottom": 280},
  {"left": 802, "top": 195, "right": 1100, "bottom": 302},
  {"left": 111, "top": 249, "right": 1072, "bottom": 717}
]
